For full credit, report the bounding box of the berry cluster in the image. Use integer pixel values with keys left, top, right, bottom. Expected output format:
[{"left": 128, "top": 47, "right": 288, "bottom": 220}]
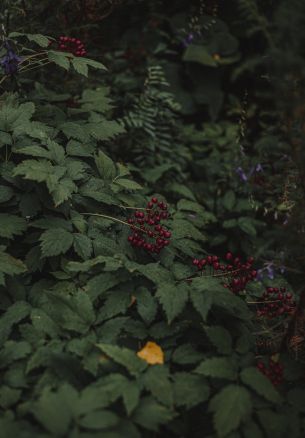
[
  {"left": 256, "top": 287, "right": 296, "bottom": 318},
  {"left": 257, "top": 359, "right": 284, "bottom": 386},
  {"left": 127, "top": 197, "right": 171, "bottom": 254},
  {"left": 192, "top": 252, "right": 257, "bottom": 293},
  {"left": 56, "top": 36, "right": 87, "bottom": 57}
]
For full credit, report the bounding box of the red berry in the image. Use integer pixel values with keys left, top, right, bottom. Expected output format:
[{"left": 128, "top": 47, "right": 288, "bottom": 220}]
[
  {"left": 151, "top": 197, "right": 158, "bottom": 203},
  {"left": 225, "top": 252, "right": 233, "bottom": 260}
]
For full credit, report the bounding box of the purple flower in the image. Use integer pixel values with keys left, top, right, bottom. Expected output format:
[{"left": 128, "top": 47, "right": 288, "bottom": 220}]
[
  {"left": 266, "top": 264, "right": 275, "bottom": 280},
  {"left": 1, "top": 41, "right": 21, "bottom": 75},
  {"left": 255, "top": 163, "right": 263, "bottom": 172},
  {"left": 256, "top": 269, "right": 264, "bottom": 282},
  {"left": 235, "top": 166, "right": 248, "bottom": 182}
]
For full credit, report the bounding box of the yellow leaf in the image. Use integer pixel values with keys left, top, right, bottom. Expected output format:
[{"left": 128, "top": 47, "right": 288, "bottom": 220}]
[
  {"left": 137, "top": 341, "right": 164, "bottom": 365},
  {"left": 271, "top": 353, "right": 280, "bottom": 362}
]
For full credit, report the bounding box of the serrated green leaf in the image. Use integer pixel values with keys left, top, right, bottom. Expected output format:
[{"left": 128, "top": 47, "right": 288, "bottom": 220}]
[
  {"left": 195, "top": 357, "right": 237, "bottom": 380},
  {"left": 9, "top": 32, "right": 50, "bottom": 47},
  {"left": 40, "top": 228, "right": 74, "bottom": 257},
  {"left": 73, "top": 233, "right": 92, "bottom": 260},
  {"left": 173, "top": 372, "right": 210, "bottom": 408},
  {"left": 143, "top": 366, "right": 173, "bottom": 407},
  {"left": 156, "top": 283, "right": 188, "bottom": 323},
  {"left": 0, "top": 301, "right": 31, "bottom": 347},
  {"left": 240, "top": 367, "right": 282, "bottom": 403},
  {"left": 0, "top": 249, "right": 27, "bottom": 283},
  {"left": 88, "top": 120, "right": 125, "bottom": 141},
  {"left": 132, "top": 396, "right": 175, "bottom": 431},
  {"left": 172, "top": 218, "right": 205, "bottom": 241},
  {"left": 172, "top": 344, "right": 205, "bottom": 365},
  {"left": 95, "top": 151, "right": 116, "bottom": 181},
  {"left": 31, "top": 384, "right": 78, "bottom": 435},
  {"left": 136, "top": 287, "right": 157, "bottom": 324},
  {"left": 48, "top": 50, "right": 70, "bottom": 70},
  {"left": 205, "top": 326, "right": 232, "bottom": 355},
  {"left": 71, "top": 57, "right": 88, "bottom": 76},
  {"left": 114, "top": 178, "right": 142, "bottom": 191},
  {"left": 81, "top": 57, "right": 107, "bottom": 70},
  {"left": 78, "top": 410, "right": 119, "bottom": 429},
  {"left": 209, "top": 385, "right": 252, "bottom": 437},
  {"left": 96, "top": 343, "right": 147, "bottom": 376},
  {"left": 0, "top": 214, "right": 26, "bottom": 239}
]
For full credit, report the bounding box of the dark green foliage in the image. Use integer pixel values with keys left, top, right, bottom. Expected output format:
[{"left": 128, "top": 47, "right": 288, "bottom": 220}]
[{"left": 0, "top": 0, "right": 305, "bottom": 437}]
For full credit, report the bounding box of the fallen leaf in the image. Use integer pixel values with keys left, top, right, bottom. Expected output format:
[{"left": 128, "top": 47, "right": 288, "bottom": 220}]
[{"left": 137, "top": 341, "right": 164, "bottom": 365}]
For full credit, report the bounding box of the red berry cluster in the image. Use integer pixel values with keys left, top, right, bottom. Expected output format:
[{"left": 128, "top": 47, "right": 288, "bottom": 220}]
[
  {"left": 257, "top": 359, "right": 284, "bottom": 386},
  {"left": 57, "top": 36, "right": 86, "bottom": 57},
  {"left": 127, "top": 197, "right": 171, "bottom": 254},
  {"left": 192, "top": 252, "right": 257, "bottom": 294},
  {"left": 256, "top": 287, "right": 296, "bottom": 318}
]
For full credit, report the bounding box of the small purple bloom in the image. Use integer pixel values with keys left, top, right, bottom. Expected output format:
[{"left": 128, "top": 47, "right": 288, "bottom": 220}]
[
  {"left": 256, "top": 269, "right": 264, "bottom": 282},
  {"left": 255, "top": 163, "right": 263, "bottom": 172},
  {"left": 236, "top": 166, "right": 248, "bottom": 182},
  {"left": 266, "top": 264, "right": 275, "bottom": 280},
  {"left": 186, "top": 33, "right": 194, "bottom": 43},
  {"left": 1, "top": 41, "right": 21, "bottom": 75}
]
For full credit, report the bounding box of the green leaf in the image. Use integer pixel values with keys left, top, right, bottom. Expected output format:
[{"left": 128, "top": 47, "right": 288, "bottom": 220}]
[
  {"left": 172, "top": 344, "right": 205, "bottom": 365},
  {"left": 173, "top": 372, "right": 210, "bottom": 408},
  {"left": 71, "top": 57, "right": 88, "bottom": 76},
  {"left": 0, "top": 248, "right": 27, "bottom": 283},
  {"left": 237, "top": 217, "right": 257, "bottom": 237},
  {"left": 73, "top": 233, "right": 92, "bottom": 260},
  {"left": 132, "top": 397, "right": 175, "bottom": 432},
  {"left": 114, "top": 178, "right": 142, "bottom": 191},
  {"left": 0, "top": 301, "right": 31, "bottom": 347},
  {"left": 0, "top": 214, "right": 26, "bottom": 239},
  {"left": 195, "top": 357, "right": 237, "bottom": 380},
  {"left": 240, "top": 367, "right": 282, "bottom": 403},
  {"left": 78, "top": 410, "right": 119, "bottom": 429},
  {"left": 40, "top": 228, "right": 74, "bottom": 257},
  {"left": 209, "top": 385, "right": 252, "bottom": 437},
  {"left": 48, "top": 50, "right": 70, "bottom": 70},
  {"left": 0, "top": 185, "right": 14, "bottom": 202},
  {"left": 67, "top": 255, "right": 122, "bottom": 273},
  {"left": 31, "top": 384, "right": 78, "bottom": 436},
  {"left": 183, "top": 45, "right": 217, "bottom": 67},
  {"left": 143, "top": 366, "right": 173, "bottom": 407},
  {"left": 143, "top": 163, "right": 175, "bottom": 183},
  {"left": 9, "top": 32, "right": 50, "bottom": 47},
  {"left": 223, "top": 190, "right": 236, "bottom": 210},
  {"left": 136, "top": 288, "right": 157, "bottom": 324},
  {"left": 205, "top": 326, "right": 232, "bottom": 355},
  {"left": 172, "top": 218, "right": 205, "bottom": 241},
  {"left": 81, "top": 57, "right": 107, "bottom": 70},
  {"left": 156, "top": 283, "right": 188, "bottom": 323},
  {"left": 88, "top": 120, "right": 125, "bottom": 141},
  {"left": 125, "top": 261, "right": 173, "bottom": 285},
  {"left": 0, "top": 386, "right": 21, "bottom": 408},
  {"left": 96, "top": 343, "right": 147, "bottom": 376},
  {"left": 190, "top": 288, "right": 213, "bottom": 321},
  {"left": 95, "top": 151, "right": 116, "bottom": 181}
]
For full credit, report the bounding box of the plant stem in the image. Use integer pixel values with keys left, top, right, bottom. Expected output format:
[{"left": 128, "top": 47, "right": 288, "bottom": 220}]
[{"left": 81, "top": 212, "right": 148, "bottom": 234}]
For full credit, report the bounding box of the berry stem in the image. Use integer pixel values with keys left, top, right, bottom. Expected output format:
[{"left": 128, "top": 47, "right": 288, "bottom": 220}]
[
  {"left": 81, "top": 212, "right": 149, "bottom": 234},
  {"left": 118, "top": 205, "right": 152, "bottom": 211},
  {"left": 247, "top": 299, "right": 282, "bottom": 304}
]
